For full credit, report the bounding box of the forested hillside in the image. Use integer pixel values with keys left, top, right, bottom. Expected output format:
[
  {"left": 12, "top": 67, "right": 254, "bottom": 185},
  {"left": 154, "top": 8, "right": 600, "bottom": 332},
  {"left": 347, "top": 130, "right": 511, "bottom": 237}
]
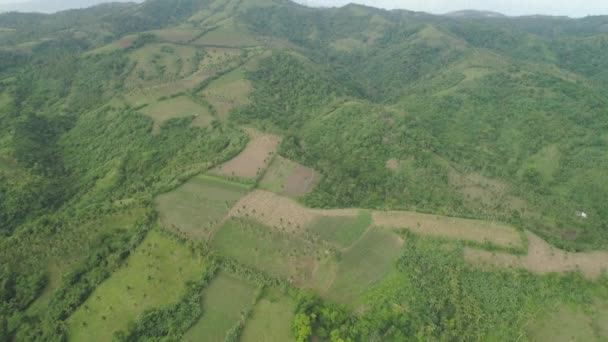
[{"left": 0, "top": 0, "right": 607, "bottom": 341}]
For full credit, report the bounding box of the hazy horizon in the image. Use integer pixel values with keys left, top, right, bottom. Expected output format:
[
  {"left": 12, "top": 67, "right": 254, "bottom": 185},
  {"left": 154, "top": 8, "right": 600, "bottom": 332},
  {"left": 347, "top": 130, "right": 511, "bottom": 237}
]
[{"left": 0, "top": 0, "right": 606, "bottom": 17}]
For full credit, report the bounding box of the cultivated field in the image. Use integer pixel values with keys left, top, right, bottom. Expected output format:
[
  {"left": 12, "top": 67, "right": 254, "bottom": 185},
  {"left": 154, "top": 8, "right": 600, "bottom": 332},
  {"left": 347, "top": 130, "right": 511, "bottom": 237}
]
[
  {"left": 210, "top": 130, "right": 280, "bottom": 179},
  {"left": 147, "top": 26, "right": 202, "bottom": 43},
  {"left": 259, "top": 156, "right": 319, "bottom": 197},
  {"left": 240, "top": 288, "right": 295, "bottom": 342},
  {"left": 310, "top": 210, "right": 372, "bottom": 248},
  {"left": 155, "top": 174, "right": 249, "bottom": 240},
  {"left": 323, "top": 228, "right": 403, "bottom": 306},
  {"left": 526, "top": 304, "right": 608, "bottom": 341},
  {"left": 67, "top": 230, "right": 205, "bottom": 341},
  {"left": 464, "top": 231, "right": 608, "bottom": 279},
  {"left": 228, "top": 190, "right": 359, "bottom": 234},
  {"left": 125, "top": 43, "right": 203, "bottom": 89},
  {"left": 139, "top": 96, "right": 213, "bottom": 133},
  {"left": 372, "top": 210, "right": 523, "bottom": 249},
  {"left": 86, "top": 34, "right": 137, "bottom": 55},
  {"left": 201, "top": 66, "right": 252, "bottom": 120},
  {"left": 211, "top": 218, "right": 334, "bottom": 286},
  {"left": 183, "top": 272, "right": 257, "bottom": 342},
  {"left": 192, "top": 21, "right": 259, "bottom": 47}
]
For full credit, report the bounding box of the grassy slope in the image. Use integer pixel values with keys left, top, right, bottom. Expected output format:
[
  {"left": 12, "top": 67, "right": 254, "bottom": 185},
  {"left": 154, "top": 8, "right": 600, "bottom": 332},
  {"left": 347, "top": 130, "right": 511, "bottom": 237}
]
[
  {"left": 183, "top": 272, "right": 257, "bottom": 342},
  {"left": 67, "top": 230, "right": 205, "bottom": 341}
]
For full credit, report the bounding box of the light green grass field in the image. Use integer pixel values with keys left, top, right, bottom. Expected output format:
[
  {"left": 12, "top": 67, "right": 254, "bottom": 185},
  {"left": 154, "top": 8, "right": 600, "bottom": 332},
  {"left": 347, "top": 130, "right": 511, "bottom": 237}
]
[
  {"left": 521, "top": 144, "right": 561, "bottom": 183},
  {"left": 193, "top": 21, "right": 259, "bottom": 47},
  {"left": 155, "top": 174, "right": 249, "bottom": 240},
  {"left": 259, "top": 156, "right": 297, "bottom": 193},
  {"left": 526, "top": 303, "right": 607, "bottom": 342},
  {"left": 25, "top": 208, "right": 146, "bottom": 316},
  {"left": 66, "top": 230, "right": 205, "bottom": 341},
  {"left": 202, "top": 66, "right": 251, "bottom": 120},
  {"left": 86, "top": 34, "right": 137, "bottom": 55},
  {"left": 310, "top": 210, "right": 372, "bottom": 248},
  {"left": 148, "top": 26, "right": 202, "bottom": 43},
  {"left": 139, "top": 96, "right": 214, "bottom": 133},
  {"left": 240, "top": 288, "right": 295, "bottom": 342},
  {"left": 324, "top": 228, "right": 403, "bottom": 306},
  {"left": 211, "top": 218, "right": 332, "bottom": 285},
  {"left": 125, "top": 43, "right": 202, "bottom": 88},
  {"left": 183, "top": 272, "right": 257, "bottom": 342}
]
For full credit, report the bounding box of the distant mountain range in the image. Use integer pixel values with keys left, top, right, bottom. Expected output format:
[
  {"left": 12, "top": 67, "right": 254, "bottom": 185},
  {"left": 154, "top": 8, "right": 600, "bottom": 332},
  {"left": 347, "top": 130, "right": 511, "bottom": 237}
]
[
  {"left": 0, "top": 0, "right": 138, "bottom": 13},
  {"left": 444, "top": 9, "right": 507, "bottom": 18}
]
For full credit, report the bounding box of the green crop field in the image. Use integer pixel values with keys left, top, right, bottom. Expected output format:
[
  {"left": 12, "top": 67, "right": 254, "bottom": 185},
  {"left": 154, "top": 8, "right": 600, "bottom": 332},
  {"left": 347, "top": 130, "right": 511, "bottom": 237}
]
[
  {"left": 258, "top": 156, "right": 297, "bottom": 193},
  {"left": 202, "top": 66, "right": 251, "bottom": 120},
  {"left": 310, "top": 210, "right": 372, "bottom": 248},
  {"left": 324, "top": 228, "right": 403, "bottom": 306},
  {"left": 156, "top": 174, "right": 250, "bottom": 240},
  {"left": 66, "top": 230, "right": 205, "bottom": 341},
  {"left": 526, "top": 304, "right": 607, "bottom": 341},
  {"left": 183, "top": 272, "right": 257, "bottom": 342},
  {"left": 240, "top": 288, "right": 295, "bottom": 342},
  {"left": 211, "top": 218, "right": 334, "bottom": 285},
  {"left": 193, "top": 21, "right": 259, "bottom": 47}
]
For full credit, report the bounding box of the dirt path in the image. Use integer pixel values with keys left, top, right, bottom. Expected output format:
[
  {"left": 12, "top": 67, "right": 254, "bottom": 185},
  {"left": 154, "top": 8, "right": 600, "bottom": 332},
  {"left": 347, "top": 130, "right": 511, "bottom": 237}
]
[
  {"left": 371, "top": 211, "right": 523, "bottom": 249},
  {"left": 465, "top": 231, "right": 608, "bottom": 279}
]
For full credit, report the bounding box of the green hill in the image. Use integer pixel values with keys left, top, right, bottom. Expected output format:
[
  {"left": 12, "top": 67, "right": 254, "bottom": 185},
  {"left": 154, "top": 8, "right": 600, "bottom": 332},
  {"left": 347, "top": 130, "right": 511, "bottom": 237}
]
[{"left": 0, "top": 0, "right": 607, "bottom": 341}]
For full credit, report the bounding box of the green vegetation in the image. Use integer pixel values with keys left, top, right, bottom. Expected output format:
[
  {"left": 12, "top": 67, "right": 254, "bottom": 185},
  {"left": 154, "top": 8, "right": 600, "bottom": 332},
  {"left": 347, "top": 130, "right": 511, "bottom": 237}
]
[
  {"left": 156, "top": 174, "right": 250, "bottom": 239},
  {"left": 324, "top": 228, "right": 402, "bottom": 306},
  {"left": 183, "top": 272, "right": 257, "bottom": 342},
  {"left": 240, "top": 288, "right": 295, "bottom": 342},
  {"left": 309, "top": 210, "right": 371, "bottom": 248},
  {"left": 2, "top": 0, "right": 608, "bottom": 340},
  {"left": 66, "top": 229, "right": 205, "bottom": 341}
]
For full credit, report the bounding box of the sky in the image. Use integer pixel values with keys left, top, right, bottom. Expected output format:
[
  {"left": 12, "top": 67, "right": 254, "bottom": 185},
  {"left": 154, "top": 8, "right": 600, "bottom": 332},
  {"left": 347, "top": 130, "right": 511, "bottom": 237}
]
[
  {"left": 0, "top": 0, "right": 606, "bottom": 17},
  {"left": 297, "top": 0, "right": 608, "bottom": 17}
]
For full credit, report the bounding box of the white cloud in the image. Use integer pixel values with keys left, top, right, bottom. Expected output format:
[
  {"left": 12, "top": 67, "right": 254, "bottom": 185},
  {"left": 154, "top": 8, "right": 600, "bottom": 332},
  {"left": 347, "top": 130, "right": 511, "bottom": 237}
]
[{"left": 297, "top": 0, "right": 608, "bottom": 17}]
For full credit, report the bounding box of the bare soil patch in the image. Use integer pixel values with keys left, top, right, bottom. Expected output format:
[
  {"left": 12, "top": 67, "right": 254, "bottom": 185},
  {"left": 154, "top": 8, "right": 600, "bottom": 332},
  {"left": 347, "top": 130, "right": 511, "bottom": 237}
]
[
  {"left": 372, "top": 210, "right": 522, "bottom": 249},
  {"left": 464, "top": 231, "right": 608, "bottom": 279},
  {"left": 210, "top": 130, "right": 280, "bottom": 179},
  {"left": 284, "top": 164, "right": 319, "bottom": 196},
  {"left": 385, "top": 158, "right": 399, "bottom": 170}
]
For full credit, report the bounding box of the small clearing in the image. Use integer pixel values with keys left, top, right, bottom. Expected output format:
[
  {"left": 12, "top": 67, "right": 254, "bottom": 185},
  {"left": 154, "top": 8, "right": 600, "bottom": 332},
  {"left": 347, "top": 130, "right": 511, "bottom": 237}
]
[
  {"left": 139, "top": 96, "right": 213, "bottom": 134},
  {"left": 526, "top": 304, "right": 605, "bottom": 341},
  {"left": 201, "top": 66, "right": 252, "bottom": 120},
  {"left": 210, "top": 130, "right": 280, "bottom": 180},
  {"left": 310, "top": 210, "right": 372, "bottom": 248},
  {"left": 464, "top": 231, "right": 608, "bottom": 279},
  {"left": 183, "top": 272, "right": 257, "bottom": 342},
  {"left": 385, "top": 158, "right": 400, "bottom": 170},
  {"left": 148, "top": 26, "right": 202, "bottom": 43},
  {"left": 193, "top": 22, "right": 259, "bottom": 47},
  {"left": 228, "top": 190, "right": 359, "bottom": 233},
  {"left": 372, "top": 210, "right": 523, "bottom": 249},
  {"left": 260, "top": 156, "right": 319, "bottom": 197}
]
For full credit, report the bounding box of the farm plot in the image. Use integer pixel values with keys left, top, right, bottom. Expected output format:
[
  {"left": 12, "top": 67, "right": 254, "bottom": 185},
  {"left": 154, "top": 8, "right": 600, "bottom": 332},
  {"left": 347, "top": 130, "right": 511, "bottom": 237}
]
[
  {"left": 183, "top": 272, "right": 257, "bottom": 342},
  {"left": 228, "top": 190, "right": 359, "bottom": 234},
  {"left": 464, "top": 231, "right": 608, "bottom": 279},
  {"left": 526, "top": 304, "right": 608, "bottom": 342},
  {"left": 139, "top": 96, "right": 213, "bottom": 134},
  {"left": 155, "top": 174, "right": 249, "bottom": 240},
  {"left": 259, "top": 156, "right": 319, "bottom": 197},
  {"left": 147, "top": 26, "right": 202, "bottom": 43},
  {"left": 323, "top": 228, "right": 403, "bottom": 306},
  {"left": 125, "top": 43, "right": 203, "bottom": 89},
  {"left": 210, "top": 130, "right": 280, "bottom": 180},
  {"left": 372, "top": 210, "right": 523, "bottom": 249},
  {"left": 86, "top": 34, "right": 137, "bottom": 55},
  {"left": 193, "top": 21, "right": 259, "bottom": 47},
  {"left": 310, "top": 210, "right": 372, "bottom": 248},
  {"left": 67, "top": 230, "right": 205, "bottom": 342},
  {"left": 240, "top": 288, "right": 295, "bottom": 342},
  {"left": 201, "top": 66, "right": 252, "bottom": 120},
  {"left": 211, "top": 218, "right": 335, "bottom": 287}
]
